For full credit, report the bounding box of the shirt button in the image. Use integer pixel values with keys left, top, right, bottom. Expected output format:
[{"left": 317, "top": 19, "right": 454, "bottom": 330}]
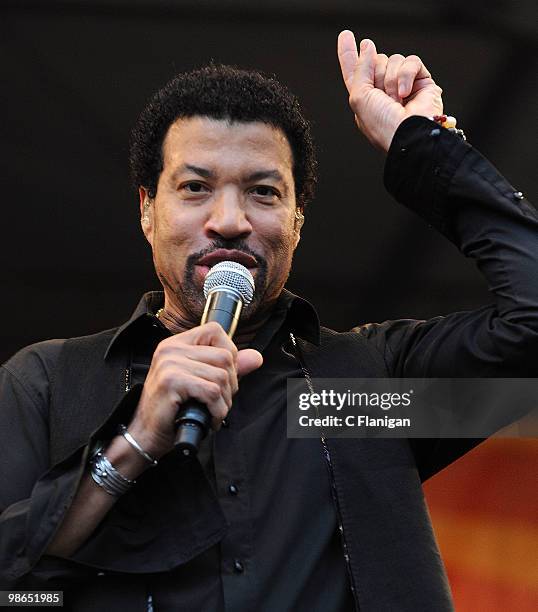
[
  {"left": 513, "top": 191, "right": 524, "bottom": 200},
  {"left": 221, "top": 418, "right": 229, "bottom": 428},
  {"left": 229, "top": 484, "right": 238, "bottom": 495},
  {"left": 233, "top": 559, "right": 244, "bottom": 573}
]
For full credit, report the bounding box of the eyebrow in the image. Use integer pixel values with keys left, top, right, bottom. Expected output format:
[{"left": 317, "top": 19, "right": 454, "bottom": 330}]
[
  {"left": 182, "top": 164, "right": 215, "bottom": 179},
  {"left": 176, "top": 165, "right": 285, "bottom": 185},
  {"left": 244, "top": 169, "right": 285, "bottom": 183}
]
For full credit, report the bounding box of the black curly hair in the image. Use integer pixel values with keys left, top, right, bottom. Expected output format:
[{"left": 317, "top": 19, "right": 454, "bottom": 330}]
[{"left": 129, "top": 64, "right": 317, "bottom": 209}]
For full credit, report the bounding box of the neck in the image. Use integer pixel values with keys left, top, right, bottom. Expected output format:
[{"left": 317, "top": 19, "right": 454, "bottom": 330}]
[
  {"left": 157, "top": 299, "right": 275, "bottom": 349},
  {"left": 231, "top": 310, "right": 273, "bottom": 349}
]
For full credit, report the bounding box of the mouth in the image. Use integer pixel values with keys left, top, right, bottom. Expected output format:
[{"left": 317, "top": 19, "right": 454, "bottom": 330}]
[{"left": 194, "top": 249, "right": 259, "bottom": 281}]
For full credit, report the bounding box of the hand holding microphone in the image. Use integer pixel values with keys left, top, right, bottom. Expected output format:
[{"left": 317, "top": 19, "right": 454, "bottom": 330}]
[
  {"left": 128, "top": 262, "right": 263, "bottom": 461},
  {"left": 174, "top": 261, "right": 257, "bottom": 454}
]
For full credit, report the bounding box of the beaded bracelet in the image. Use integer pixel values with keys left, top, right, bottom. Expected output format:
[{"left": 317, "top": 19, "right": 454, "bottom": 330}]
[
  {"left": 431, "top": 114, "right": 467, "bottom": 141},
  {"left": 90, "top": 444, "right": 136, "bottom": 496}
]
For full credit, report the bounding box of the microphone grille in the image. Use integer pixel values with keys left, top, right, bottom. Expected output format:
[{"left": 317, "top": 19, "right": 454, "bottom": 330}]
[{"left": 203, "top": 261, "right": 255, "bottom": 304}]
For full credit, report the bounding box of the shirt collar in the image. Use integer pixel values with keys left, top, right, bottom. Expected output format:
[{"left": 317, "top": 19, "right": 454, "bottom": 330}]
[
  {"left": 104, "top": 288, "right": 320, "bottom": 360},
  {"left": 269, "top": 288, "right": 320, "bottom": 345},
  {"left": 104, "top": 291, "right": 165, "bottom": 359}
]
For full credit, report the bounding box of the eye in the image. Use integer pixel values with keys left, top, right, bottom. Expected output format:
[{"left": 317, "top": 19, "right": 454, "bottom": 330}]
[
  {"left": 180, "top": 181, "right": 210, "bottom": 194},
  {"left": 250, "top": 185, "right": 280, "bottom": 199}
]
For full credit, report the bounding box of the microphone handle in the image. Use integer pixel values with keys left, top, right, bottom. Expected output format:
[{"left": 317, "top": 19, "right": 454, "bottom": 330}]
[{"left": 174, "top": 291, "right": 243, "bottom": 455}]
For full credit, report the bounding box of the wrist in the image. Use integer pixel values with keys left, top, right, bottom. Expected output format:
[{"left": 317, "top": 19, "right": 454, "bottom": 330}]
[
  {"left": 103, "top": 435, "right": 153, "bottom": 480},
  {"left": 127, "top": 416, "right": 176, "bottom": 460},
  {"left": 382, "top": 112, "right": 431, "bottom": 153},
  {"left": 118, "top": 424, "right": 159, "bottom": 466}
]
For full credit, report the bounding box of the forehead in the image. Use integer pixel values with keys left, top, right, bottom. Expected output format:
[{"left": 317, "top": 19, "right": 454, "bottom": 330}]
[{"left": 161, "top": 116, "right": 294, "bottom": 175}]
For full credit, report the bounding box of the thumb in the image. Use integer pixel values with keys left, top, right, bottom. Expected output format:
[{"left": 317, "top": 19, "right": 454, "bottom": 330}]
[
  {"left": 237, "top": 348, "right": 263, "bottom": 378},
  {"left": 354, "top": 38, "right": 376, "bottom": 90}
]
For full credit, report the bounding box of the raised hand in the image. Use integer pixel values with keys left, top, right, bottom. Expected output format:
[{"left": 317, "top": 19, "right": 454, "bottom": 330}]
[{"left": 337, "top": 31, "right": 443, "bottom": 152}]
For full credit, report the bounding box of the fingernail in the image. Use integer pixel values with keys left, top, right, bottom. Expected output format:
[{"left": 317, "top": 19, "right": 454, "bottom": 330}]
[
  {"left": 360, "top": 39, "right": 369, "bottom": 52},
  {"left": 398, "top": 83, "right": 405, "bottom": 96}
]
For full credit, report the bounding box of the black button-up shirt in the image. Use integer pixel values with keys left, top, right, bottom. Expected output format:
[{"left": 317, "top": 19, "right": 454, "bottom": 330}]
[
  {"left": 126, "top": 290, "right": 354, "bottom": 611},
  {"left": 1, "top": 289, "right": 355, "bottom": 611}
]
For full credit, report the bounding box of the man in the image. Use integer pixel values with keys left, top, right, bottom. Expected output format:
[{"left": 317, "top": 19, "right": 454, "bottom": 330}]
[{"left": 1, "top": 31, "right": 537, "bottom": 610}]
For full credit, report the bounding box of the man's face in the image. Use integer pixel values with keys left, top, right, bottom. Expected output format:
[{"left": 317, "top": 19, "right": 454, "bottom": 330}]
[{"left": 140, "top": 116, "right": 301, "bottom": 322}]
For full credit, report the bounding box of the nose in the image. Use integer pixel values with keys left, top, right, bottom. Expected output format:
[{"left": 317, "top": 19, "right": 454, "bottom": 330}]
[{"left": 204, "top": 188, "right": 252, "bottom": 240}]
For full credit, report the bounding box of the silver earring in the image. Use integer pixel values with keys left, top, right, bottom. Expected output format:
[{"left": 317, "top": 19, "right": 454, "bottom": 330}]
[{"left": 143, "top": 199, "right": 151, "bottom": 222}]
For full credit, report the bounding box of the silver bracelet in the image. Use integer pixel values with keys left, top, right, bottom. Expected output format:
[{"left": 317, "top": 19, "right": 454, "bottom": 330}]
[
  {"left": 118, "top": 424, "right": 158, "bottom": 466},
  {"left": 90, "top": 444, "right": 136, "bottom": 496}
]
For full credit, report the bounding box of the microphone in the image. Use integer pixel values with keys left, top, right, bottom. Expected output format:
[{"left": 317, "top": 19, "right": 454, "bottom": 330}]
[{"left": 174, "top": 261, "right": 255, "bottom": 455}]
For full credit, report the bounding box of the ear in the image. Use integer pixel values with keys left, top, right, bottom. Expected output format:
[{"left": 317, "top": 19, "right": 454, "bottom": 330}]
[
  {"left": 139, "top": 187, "right": 154, "bottom": 245},
  {"left": 293, "top": 208, "right": 304, "bottom": 249}
]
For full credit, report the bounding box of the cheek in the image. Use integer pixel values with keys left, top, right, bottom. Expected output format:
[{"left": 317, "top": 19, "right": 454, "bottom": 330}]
[
  {"left": 257, "top": 209, "right": 295, "bottom": 243},
  {"left": 155, "top": 211, "right": 198, "bottom": 247},
  {"left": 151, "top": 220, "right": 196, "bottom": 279},
  {"left": 258, "top": 221, "right": 296, "bottom": 264}
]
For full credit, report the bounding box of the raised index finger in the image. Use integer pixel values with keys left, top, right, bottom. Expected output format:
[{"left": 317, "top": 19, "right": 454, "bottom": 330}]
[{"left": 337, "top": 30, "right": 359, "bottom": 93}]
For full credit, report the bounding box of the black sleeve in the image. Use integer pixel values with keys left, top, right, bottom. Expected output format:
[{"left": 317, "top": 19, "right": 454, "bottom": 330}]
[
  {"left": 353, "top": 116, "right": 538, "bottom": 479},
  {"left": 0, "top": 344, "right": 225, "bottom": 587},
  {"left": 0, "top": 341, "right": 78, "bottom": 585},
  {"left": 0, "top": 342, "right": 141, "bottom": 586}
]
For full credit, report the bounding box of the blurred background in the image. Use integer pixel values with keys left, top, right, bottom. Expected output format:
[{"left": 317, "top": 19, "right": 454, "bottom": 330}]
[{"left": 2, "top": 1, "right": 537, "bottom": 609}]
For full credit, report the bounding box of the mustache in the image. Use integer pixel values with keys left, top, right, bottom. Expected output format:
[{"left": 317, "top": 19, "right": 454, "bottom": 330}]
[
  {"left": 185, "top": 239, "right": 267, "bottom": 272},
  {"left": 184, "top": 239, "right": 268, "bottom": 305}
]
